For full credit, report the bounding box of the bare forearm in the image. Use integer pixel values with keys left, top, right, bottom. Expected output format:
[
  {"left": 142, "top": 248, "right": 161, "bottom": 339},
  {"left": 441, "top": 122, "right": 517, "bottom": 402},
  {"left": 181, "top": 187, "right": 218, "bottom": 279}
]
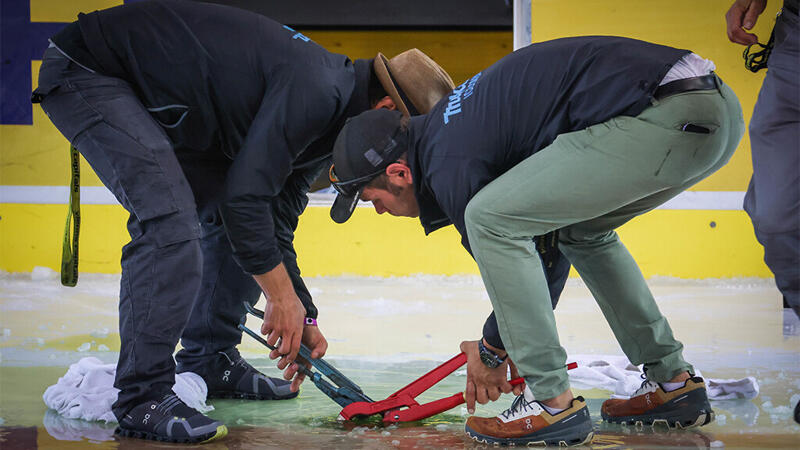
[{"left": 253, "top": 263, "right": 297, "bottom": 302}]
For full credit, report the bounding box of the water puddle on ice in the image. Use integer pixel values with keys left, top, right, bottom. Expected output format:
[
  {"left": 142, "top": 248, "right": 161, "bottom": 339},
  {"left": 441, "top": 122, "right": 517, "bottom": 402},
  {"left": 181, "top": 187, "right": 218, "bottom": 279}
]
[{"left": 1, "top": 273, "right": 799, "bottom": 447}]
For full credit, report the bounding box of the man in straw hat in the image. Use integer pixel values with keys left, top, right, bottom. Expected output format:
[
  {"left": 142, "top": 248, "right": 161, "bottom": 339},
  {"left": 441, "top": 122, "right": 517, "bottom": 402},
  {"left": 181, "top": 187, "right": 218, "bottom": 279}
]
[
  {"left": 32, "top": 0, "right": 453, "bottom": 443},
  {"left": 329, "top": 36, "right": 744, "bottom": 446}
]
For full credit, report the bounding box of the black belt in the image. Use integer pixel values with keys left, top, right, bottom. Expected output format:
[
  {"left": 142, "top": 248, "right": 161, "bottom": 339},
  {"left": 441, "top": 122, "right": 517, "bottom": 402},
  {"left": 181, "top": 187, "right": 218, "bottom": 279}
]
[{"left": 653, "top": 74, "right": 720, "bottom": 101}]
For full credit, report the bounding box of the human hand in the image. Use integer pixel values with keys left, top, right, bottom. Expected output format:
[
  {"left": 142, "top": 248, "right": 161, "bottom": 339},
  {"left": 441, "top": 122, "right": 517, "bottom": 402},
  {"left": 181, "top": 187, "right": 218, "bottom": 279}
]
[
  {"left": 253, "top": 264, "right": 307, "bottom": 369},
  {"left": 261, "top": 292, "right": 306, "bottom": 369},
  {"left": 726, "top": 0, "right": 768, "bottom": 45},
  {"left": 461, "top": 340, "right": 521, "bottom": 414},
  {"left": 283, "top": 325, "right": 329, "bottom": 392}
]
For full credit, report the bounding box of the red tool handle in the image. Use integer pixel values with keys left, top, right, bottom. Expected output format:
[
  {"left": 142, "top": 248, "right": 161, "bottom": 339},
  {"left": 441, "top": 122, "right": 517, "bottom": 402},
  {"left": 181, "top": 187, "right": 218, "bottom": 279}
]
[
  {"left": 383, "top": 378, "right": 526, "bottom": 423},
  {"left": 381, "top": 362, "right": 578, "bottom": 423},
  {"left": 383, "top": 393, "right": 464, "bottom": 423}
]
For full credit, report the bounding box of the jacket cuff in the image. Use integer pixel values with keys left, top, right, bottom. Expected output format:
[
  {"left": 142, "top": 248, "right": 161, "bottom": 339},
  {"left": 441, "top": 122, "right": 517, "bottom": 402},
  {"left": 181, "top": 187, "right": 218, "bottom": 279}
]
[
  {"left": 482, "top": 311, "right": 505, "bottom": 351},
  {"left": 237, "top": 251, "right": 283, "bottom": 277},
  {"left": 297, "top": 289, "right": 318, "bottom": 319}
]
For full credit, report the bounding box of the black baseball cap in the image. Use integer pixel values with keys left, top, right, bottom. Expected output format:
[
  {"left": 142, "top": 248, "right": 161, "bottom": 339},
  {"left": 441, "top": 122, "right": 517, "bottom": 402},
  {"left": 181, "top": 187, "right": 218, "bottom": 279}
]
[{"left": 329, "top": 109, "right": 408, "bottom": 223}]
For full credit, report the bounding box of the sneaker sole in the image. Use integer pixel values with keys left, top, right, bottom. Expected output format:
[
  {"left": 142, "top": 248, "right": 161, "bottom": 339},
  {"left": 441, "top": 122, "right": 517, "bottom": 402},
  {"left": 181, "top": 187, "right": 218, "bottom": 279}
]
[
  {"left": 207, "top": 390, "right": 299, "bottom": 401},
  {"left": 465, "top": 421, "right": 594, "bottom": 447},
  {"left": 602, "top": 410, "right": 714, "bottom": 429},
  {"left": 115, "top": 424, "right": 228, "bottom": 444},
  {"left": 602, "top": 389, "right": 715, "bottom": 429}
]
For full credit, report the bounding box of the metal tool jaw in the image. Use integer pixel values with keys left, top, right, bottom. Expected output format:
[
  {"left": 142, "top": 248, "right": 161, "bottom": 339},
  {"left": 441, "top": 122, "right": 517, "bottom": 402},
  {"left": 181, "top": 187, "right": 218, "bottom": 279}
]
[{"left": 239, "top": 303, "right": 372, "bottom": 408}]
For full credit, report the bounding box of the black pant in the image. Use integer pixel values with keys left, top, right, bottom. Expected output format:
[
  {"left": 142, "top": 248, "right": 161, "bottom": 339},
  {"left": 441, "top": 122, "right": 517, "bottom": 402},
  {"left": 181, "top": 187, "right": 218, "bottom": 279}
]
[{"left": 172, "top": 152, "right": 263, "bottom": 375}]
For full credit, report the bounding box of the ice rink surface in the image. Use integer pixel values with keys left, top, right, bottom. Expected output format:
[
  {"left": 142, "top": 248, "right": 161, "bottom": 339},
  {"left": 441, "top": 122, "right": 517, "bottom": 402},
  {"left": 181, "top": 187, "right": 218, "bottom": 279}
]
[{"left": 1, "top": 269, "right": 799, "bottom": 448}]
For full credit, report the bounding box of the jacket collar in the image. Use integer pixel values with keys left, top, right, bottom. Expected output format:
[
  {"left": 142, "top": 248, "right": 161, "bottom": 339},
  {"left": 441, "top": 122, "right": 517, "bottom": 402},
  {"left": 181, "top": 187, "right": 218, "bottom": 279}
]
[{"left": 345, "top": 59, "right": 373, "bottom": 119}]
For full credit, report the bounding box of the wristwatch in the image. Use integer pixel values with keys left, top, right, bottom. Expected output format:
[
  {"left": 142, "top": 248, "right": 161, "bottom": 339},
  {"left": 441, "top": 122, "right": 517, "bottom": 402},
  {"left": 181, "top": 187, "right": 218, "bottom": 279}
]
[{"left": 478, "top": 339, "right": 506, "bottom": 369}]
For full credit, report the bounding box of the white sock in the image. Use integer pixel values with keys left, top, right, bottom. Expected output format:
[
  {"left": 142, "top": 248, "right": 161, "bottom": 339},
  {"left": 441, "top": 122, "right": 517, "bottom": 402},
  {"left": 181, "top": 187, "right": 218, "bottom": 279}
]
[
  {"left": 541, "top": 403, "right": 566, "bottom": 415},
  {"left": 660, "top": 380, "right": 685, "bottom": 392}
]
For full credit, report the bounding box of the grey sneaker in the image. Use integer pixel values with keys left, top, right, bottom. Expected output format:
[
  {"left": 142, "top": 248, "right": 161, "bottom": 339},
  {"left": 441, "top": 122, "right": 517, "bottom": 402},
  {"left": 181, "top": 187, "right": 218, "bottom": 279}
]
[
  {"left": 200, "top": 350, "right": 297, "bottom": 400},
  {"left": 115, "top": 394, "right": 227, "bottom": 444}
]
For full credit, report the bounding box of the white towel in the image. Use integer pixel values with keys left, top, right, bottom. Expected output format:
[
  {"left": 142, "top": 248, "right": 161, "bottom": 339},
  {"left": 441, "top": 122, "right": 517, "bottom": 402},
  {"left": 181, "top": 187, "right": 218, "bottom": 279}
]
[
  {"left": 706, "top": 377, "right": 761, "bottom": 400},
  {"left": 43, "top": 357, "right": 213, "bottom": 423}
]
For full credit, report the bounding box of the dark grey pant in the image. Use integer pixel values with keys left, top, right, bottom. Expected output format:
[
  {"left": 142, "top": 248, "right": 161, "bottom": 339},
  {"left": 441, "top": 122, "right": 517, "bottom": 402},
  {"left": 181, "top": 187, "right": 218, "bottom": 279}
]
[
  {"left": 36, "top": 47, "right": 260, "bottom": 418},
  {"left": 172, "top": 153, "right": 262, "bottom": 374},
  {"left": 743, "top": 7, "right": 800, "bottom": 316}
]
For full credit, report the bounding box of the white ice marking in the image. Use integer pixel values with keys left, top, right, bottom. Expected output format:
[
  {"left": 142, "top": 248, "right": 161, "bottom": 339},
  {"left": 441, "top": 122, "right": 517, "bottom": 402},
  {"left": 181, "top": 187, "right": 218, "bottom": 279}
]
[{"left": 90, "top": 328, "right": 110, "bottom": 339}]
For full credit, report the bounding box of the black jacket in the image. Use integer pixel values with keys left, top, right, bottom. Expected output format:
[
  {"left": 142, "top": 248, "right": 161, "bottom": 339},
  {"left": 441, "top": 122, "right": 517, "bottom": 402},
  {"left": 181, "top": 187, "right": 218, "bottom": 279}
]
[
  {"left": 407, "top": 36, "right": 689, "bottom": 347},
  {"left": 50, "top": 0, "right": 374, "bottom": 317}
]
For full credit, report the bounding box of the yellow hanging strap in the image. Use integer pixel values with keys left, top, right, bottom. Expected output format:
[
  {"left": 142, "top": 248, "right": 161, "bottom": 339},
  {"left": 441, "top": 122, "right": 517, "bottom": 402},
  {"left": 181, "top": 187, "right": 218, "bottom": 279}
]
[{"left": 61, "top": 145, "right": 81, "bottom": 287}]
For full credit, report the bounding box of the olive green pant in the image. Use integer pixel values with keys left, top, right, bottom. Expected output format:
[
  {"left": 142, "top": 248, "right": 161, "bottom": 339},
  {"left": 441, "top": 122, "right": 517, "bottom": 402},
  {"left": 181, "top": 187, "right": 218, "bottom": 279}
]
[{"left": 464, "top": 81, "right": 744, "bottom": 400}]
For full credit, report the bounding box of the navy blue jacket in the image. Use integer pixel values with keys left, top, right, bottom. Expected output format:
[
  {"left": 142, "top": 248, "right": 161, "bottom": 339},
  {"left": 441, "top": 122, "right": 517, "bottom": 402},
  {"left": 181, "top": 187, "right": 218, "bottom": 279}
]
[
  {"left": 407, "top": 36, "right": 689, "bottom": 347},
  {"left": 51, "top": 0, "right": 375, "bottom": 318}
]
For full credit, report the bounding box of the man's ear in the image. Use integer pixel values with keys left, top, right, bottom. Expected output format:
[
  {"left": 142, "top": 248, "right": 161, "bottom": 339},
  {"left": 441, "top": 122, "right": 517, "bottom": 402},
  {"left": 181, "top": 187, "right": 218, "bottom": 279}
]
[
  {"left": 385, "top": 162, "right": 413, "bottom": 185},
  {"left": 372, "top": 95, "right": 397, "bottom": 111}
]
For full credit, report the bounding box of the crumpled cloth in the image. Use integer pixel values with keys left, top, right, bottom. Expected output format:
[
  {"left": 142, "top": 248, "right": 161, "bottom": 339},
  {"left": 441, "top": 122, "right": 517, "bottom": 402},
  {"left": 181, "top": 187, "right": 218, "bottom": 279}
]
[
  {"left": 454, "top": 353, "right": 759, "bottom": 401},
  {"left": 43, "top": 357, "right": 213, "bottom": 423},
  {"left": 567, "top": 354, "right": 759, "bottom": 400},
  {"left": 705, "top": 377, "right": 761, "bottom": 400}
]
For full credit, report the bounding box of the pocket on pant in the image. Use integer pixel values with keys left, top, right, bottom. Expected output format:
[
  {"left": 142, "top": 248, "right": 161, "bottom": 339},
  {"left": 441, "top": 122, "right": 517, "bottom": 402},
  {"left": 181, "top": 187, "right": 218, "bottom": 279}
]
[
  {"left": 120, "top": 234, "right": 201, "bottom": 341},
  {"left": 147, "top": 210, "right": 202, "bottom": 249},
  {"left": 40, "top": 89, "right": 104, "bottom": 143},
  {"left": 585, "top": 120, "right": 615, "bottom": 138},
  {"left": 31, "top": 84, "right": 59, "bottom": 104},
  {"left": 678, "top": 122, "right": 719, "bottom": 135},
  {"left": 33, "top": 50, "right": 71, "bottom": 103},
  {"left": 144, "top": 238, "right": 202, "bottom": 340}
]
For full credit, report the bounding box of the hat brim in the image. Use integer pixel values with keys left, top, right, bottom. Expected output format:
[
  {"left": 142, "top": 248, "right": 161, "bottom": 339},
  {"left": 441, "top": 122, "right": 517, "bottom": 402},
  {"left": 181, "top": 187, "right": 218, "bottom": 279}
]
[
  {"left": 373, "top": 53, "right": 410, "bottom": 117},
  {"left": 330, "top": 184, "right": 366, "bottom": 224}
]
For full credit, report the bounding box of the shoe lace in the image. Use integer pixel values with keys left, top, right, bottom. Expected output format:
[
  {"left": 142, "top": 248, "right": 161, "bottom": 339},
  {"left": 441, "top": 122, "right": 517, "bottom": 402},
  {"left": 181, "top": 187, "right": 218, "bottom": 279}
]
[
  {"left": 156, "top": 394, "right": 184, "bottom": 415},
  {"left": 219, "top": 351, "right": 236, "bottom": 366},
  {"left": 219, "top": 350, "right": 253, "bottom": 371},
  {"left": 500, "top": 394, "right": 540, "bottom": 421},
  {"left": 633, "top": 373, "right": 660, "bottom": 396}
]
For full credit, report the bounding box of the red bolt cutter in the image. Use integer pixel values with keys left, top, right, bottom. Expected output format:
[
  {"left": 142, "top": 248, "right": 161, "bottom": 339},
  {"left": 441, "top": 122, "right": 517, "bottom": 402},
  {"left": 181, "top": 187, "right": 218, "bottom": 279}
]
[
  {"left": 338, "top": 352, "right": 577, "bottom": 423},
  {"left": 241, "top": 302, "right": 577, "bottom": 423}
]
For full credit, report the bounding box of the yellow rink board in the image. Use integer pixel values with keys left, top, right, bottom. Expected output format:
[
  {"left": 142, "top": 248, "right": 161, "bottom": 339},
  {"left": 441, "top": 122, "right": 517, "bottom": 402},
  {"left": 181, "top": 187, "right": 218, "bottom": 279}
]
[
  {"left": 532, "top": 0, "right": 781, "bottom": 193},
  {"left": 0, "top": 203, "right": 770, "bottom": 277},
  {"left": 0, "top": 0, "right": 776, "bottom": 278}
]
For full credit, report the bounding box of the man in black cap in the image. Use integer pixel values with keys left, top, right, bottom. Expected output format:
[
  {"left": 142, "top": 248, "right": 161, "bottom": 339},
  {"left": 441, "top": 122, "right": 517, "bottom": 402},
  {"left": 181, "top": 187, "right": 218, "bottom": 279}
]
[
  {"left": 32, "top": 0, "right": 453, "bottom": 443},
  {"left": 330, "top": 36, "right": 744, "bottom": 446}
]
